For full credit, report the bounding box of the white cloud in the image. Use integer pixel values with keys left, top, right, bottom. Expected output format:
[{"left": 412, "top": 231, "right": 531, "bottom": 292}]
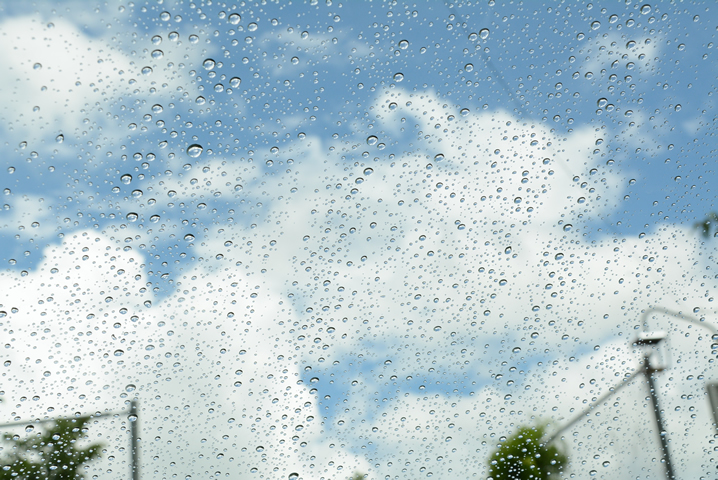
[{"left": 2, "top": 86, "right": 718, "bottom": 480}]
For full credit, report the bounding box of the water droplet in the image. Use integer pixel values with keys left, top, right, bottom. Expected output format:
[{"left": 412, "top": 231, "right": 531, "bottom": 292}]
[
  {"left": 513, "top": 197, "right": 522, "bottom": 204},
  {"left": 563, "top": 224, "right": 573, "bottom": 232},
  {"left": 366, "top": 135, "right": 378, "bottom": 146},
  {"left": 288, "top": 474, "right": 299, "bottom": 480},
  {"left": 151, "top": 49, "right": 163, "bottom": 59},
  {"left": 640, "top": 4, "right": 651, "bottom": 15},
  {"left": 291, "top": 56, "right": 299, "bottom": 65},
  {"left": 602, "top": 461, "right": 610, "bottom": 468},
  {"left": 398, "top": 39, "right": 409, "bottom": 49},
  {"left": 363, "top": 167, "right": 374, "bottom": 176},
  {"left": 187, "top": 144, "right": 203, "bottom": 157},
  {"left": 499, "top": 279, "right": 507, "bottom": 286},
  {"left": 591, "top": 20, "right": 601, "bottom": 30},
  {"left": 203, "top": 58, "right": 216, "bottom": 70},
  {"left": 189, "top": 34, "right": 199, "bottom": 44},
  {"left": 152, "top": 104, "right": 163, "bottom": 114},
  {"left": 228, "top": 13, "right": 241, "bottom": 25},
  {"left": 393, "top": 72, "right": 404, "bottom": 82},
  {"left": 141, "top": 66, "right": 153, "bottom": 75},
  {"left": 126, "top": 384, "right": 136, "bottom": 392},
  {"left": 131, "top": 189, "right": 143, "bottom": 198},
  {"left": 577, "top": 197, "right": 585, "bottom": 204},
  {"left": 434, "top": 153, "right": 445, "bottom": 162},
  {"left": 121, "top": 174, "right": 132, "bottom": 184},
  {"left": 234, "top": 184, "right": 243, "bottom": 192},
  {"left": 126, "top": 212, "right": 138, "bottom": 222},
  {"left": 184, "top": 234, "right": 195, "bottom": 241},
  {"left": 114, "top": 350, "right": 124, "bottom": 356},
  {"left": 25, "top": 425, "right": 34, "bottom": 433},
  {"left": 479, "top": 28, "right": 490, "bottom": 39},
  {"left": 230, "top": 77, "right": 241, "bottom": 88},
  {"left": 196, "top": 96, "right": 206, "bottom": 105},
  {"left": 460, "top": 108, "right": 470, "bottom": 116},
  {"left": 512, "top": 346, "right": 521, "bottom": 353},
  {"left": 55, "top": 134, "right": 64, "bottom": 143},
  {"left": 33, "top": 63, "right": 42, "bottom": 70},
  {"left": 464, "top": 63, "right": 474, "bottom": 72}
]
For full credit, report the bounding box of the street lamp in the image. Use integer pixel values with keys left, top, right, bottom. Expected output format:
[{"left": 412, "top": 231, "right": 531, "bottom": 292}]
[
  {"left": 546, "top": 307, "right": 718, "bottom": 480},
  {"left": 0, "top": 398, "right": 140, "bottom": 479}
]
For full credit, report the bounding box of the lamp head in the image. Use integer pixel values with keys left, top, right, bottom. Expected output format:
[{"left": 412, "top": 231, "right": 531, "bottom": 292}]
[{"left": 634, "top": 331, "right": 667, "bottom": 346}]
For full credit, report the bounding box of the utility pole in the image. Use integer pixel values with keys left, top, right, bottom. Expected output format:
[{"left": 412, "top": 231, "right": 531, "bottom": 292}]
[
  {"left": 130, "top": 398, "right": 140, "bottom": 480},
  {"left": 643, "top": 353, "right": 675, "bottom": 480}
]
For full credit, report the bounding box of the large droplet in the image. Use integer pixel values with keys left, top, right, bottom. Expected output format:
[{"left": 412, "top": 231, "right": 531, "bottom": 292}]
[
  {"left": 479, "top": 28, "right": 490, "bottom": 39},
  {"left": 203, "top": 58, "right": 216, "bottom": 70},
  {"left": 121, "top": 174, "right": 132, "bottom": 184},
  {"left": 55, "top": 134, "right": 64, "bottom": 143},
  {"left": 187, "top": 144, "right": 203, "bottom": 157}
]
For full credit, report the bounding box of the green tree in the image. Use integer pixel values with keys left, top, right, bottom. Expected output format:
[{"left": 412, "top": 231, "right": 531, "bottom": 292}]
[
  {"left": 695, "top": 212, "right": 718, "bottom": 238},
  {"left": 486, "top": 424, "right": 567, "bottom": 480},
  {"left": 0, "top": 417, "right": 103, "bottom": 480}
]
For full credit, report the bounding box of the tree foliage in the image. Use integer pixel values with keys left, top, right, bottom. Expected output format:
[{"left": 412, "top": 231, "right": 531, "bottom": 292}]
[
  {"left": 0, "top": 417, "right": 103, "bottom": 480},
  {"left": 486, "top": 424, "right": 567, "bottom": 480},
  {"left": 695, "top": 212, "right": 718, "bottom": 238}
]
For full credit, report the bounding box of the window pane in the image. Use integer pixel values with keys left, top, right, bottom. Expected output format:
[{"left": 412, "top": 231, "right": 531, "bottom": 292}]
[{"left": 1, "top": 2, "right": 716, "bottom": 479}]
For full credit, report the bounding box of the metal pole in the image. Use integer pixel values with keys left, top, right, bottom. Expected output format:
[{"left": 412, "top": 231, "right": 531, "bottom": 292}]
[
  {"left": 544, "top": 369, "right": 642, "bottom": 445},
  {"left": 644, "top": 355, "right": 676, "bottom": 480},
  {"left": 130, "top": 399, "right": 140, "bottom": 480}
]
